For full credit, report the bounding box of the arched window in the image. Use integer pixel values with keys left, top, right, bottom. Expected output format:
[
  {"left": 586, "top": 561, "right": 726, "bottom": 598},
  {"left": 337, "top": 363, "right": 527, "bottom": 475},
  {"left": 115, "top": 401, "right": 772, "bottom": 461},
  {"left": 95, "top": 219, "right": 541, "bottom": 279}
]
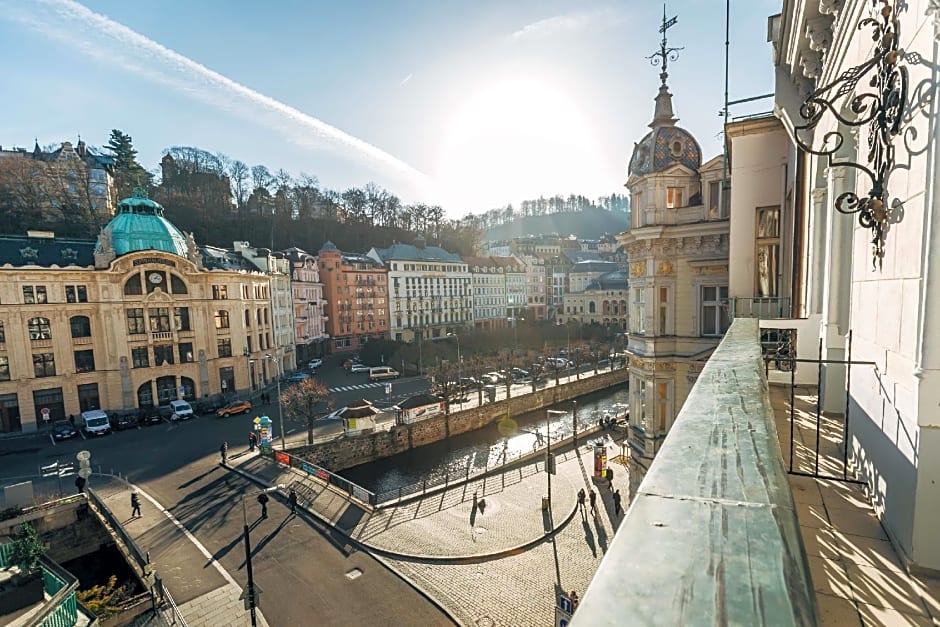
[
  {"left": 28, "top": 317, "right": 52, "bottom": 340},
  {"left": 179, "top": 376, "right": 196, "bottom": 401},
  {"left": 70, "top": 315, "right": 92, "bottom": 338},
  {"left": 245, "top": 310, "right": 251, "bottom": 327},
  {"left": 137, "top": 382, "right": 154, "bottom": 408},
  {"left": 588, "top": 302, "right": 596, "bottom": 314},
  {"left": 215, "top": 310, "right": 230, "bottom": 329},
  {"left": 170, "top": 273, "right": 188, "bottom": 294},
  {"left": 124, "top": 274, "right": 143, "bottom": 295}
]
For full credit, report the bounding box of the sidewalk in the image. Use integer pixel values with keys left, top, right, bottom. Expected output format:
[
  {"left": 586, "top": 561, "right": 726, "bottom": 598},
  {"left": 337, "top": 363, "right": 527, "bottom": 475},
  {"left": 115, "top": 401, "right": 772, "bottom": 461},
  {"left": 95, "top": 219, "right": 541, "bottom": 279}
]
[
  {"left": 90, "top": 475, "right": 270, "bottom": 627},
  {"left": 229, "top": 435, "right": 630, "bottom": 625}
]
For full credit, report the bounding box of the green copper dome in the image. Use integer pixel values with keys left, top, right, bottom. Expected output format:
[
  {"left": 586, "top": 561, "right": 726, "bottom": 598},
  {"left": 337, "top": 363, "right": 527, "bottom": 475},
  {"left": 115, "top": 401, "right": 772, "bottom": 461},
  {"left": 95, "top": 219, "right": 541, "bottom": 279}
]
[{"left": 99, "top": 187, "right": 189, "bottom": 257}]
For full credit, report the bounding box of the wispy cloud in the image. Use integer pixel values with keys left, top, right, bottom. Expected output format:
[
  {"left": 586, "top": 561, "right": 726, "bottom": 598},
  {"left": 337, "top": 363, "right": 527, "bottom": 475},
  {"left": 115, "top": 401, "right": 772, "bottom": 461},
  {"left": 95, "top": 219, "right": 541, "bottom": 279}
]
[
  {"left": 509, "top": 9, "right": 617, "bottom": 41},
  {"left": 399, "top": 73, "right": 413, "bottom": 86},
  {"left": 1, "top": 0, "right": 429, "bottom": 195}
]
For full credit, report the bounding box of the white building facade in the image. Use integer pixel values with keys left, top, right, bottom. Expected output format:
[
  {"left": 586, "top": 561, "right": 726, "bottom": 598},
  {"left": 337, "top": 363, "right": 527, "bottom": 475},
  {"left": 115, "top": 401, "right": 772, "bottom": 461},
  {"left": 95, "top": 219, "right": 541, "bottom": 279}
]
[{"left": 235, "top": 242, "right": 297, "bottom": 372}]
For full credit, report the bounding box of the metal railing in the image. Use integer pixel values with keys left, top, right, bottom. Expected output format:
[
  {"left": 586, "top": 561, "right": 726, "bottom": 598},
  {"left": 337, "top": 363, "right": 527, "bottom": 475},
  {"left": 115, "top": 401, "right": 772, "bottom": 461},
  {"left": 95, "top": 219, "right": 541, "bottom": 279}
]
[
  {"left": 0, "top": 543, "right": 79, "bottom": 627},
  {"left": 729, "top": 296, "right": 792, "bottom": 319}
]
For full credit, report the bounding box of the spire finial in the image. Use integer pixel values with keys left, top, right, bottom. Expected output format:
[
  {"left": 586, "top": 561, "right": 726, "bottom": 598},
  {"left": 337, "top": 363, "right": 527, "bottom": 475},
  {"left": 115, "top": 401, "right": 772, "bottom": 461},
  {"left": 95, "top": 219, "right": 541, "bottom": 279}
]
[
  {"left": 646, "top": 4, "right": 682, "bottom": 86},
  {"left": 132, "top": 175, "right": 148, "bottom": 199}
]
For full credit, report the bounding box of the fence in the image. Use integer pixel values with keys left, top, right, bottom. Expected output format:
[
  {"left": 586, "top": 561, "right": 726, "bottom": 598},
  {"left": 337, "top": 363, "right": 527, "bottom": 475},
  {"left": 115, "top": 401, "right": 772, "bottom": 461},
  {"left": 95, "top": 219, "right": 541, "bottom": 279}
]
[
  {"left": 729, "top": 296, "right": 792, "bottom": 319},
  {"left": 263, "top": 449, "right": 376, "bottom": 506},
  {"left": 0, "top": 541, "right": 79, "bottom": 627}
]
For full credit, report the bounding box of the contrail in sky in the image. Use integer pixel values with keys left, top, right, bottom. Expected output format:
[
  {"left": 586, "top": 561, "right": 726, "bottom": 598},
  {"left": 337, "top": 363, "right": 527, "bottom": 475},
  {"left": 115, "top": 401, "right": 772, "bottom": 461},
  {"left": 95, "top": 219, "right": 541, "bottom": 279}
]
[{"left": 2, "top": 0, "right": 431, "bottom": 195}]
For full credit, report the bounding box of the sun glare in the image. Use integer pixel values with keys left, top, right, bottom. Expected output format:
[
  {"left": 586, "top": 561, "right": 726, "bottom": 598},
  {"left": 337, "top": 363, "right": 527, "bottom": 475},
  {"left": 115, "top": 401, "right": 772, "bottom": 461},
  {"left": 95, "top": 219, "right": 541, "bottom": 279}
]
[{"left": 434, "top": 78, "right": 607, "bottom": 213}]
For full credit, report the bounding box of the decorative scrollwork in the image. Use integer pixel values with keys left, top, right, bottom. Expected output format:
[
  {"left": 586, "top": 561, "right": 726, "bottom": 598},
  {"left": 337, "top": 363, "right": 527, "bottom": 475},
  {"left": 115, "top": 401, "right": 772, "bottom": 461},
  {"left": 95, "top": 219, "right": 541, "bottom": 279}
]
[{"left": 793, "top": 0, "right": 908, "bottom": 269}]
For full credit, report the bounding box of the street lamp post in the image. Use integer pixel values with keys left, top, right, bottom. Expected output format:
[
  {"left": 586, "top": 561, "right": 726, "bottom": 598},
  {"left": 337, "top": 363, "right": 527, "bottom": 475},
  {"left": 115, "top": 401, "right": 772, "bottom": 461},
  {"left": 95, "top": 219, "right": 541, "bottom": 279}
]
[
  {"left": 546, "top": 410, "right": 566, "bottom": 516},
  {"left": 265, "top": 353, "right": 285, "bottom": 450},
  {"left": 241, "top": 485, "right": 283, "bottom": 627}
]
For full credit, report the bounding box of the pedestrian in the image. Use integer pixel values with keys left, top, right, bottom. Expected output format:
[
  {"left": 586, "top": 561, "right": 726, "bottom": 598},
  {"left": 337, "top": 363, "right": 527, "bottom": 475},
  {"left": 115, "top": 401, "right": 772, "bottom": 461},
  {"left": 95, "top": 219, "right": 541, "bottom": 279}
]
[
  {"left": 220, "top": 441, "right": 228, "bottom": 465},
  {"left": 68, "top": 414, "right": 75, "bottom": 426},
  {"left": 131, "top": 491, "right": 141, "bottom": 517},
  {"left": 589, "top": 490, "right": 597, "bottom": 515},
  {"left": 613, "top": 489, "right": 622, "bottom": 517},
  {"left": 577, "top": 488, "right": 586, "bottom": 511},
  {"left": 74, "top": 475, "right": 86, "bottom": 494},
  {"left": 257, "top": 492, "right": 269, "bottom": 519},
  {"left": 570, "top": 590, "right": 579, "bottom": 612},
  {"left": 289, "top": 489, "right": 298, "bottom": 514},
  {"left": 606, "top": 467, "right": 614, "bottom": 490},
  {"left": 248, "top": 431, "right": 257, "bottom": 452}
]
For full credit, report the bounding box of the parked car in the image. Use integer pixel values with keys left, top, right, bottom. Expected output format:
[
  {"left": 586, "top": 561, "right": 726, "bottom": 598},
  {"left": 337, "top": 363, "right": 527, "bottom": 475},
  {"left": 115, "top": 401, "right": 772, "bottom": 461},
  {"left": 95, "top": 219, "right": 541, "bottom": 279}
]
[
  {"left": 343, "top": 355, "right": 362, "bottom": 370},
  {"left": 284, "top": 372, "right": 310, "bottom": 384},
  {"left": 51, "top": 422, "right": 78, "bottom": 441},
  {"left": 217, "top": 399, "right": 253, "bottom": 417},
  {"left": 110, "top": 409, "right": 141, "bottom": 431},
  {"left": 143, "top": 405, "right": 172, "bottom": 425},
  {"left": 307, "top": 358, "right": 323, "bottom": 369},
  {"left": 510, "top": 368, "right": 530, "bottom": 382},
  {"left": 81, "top": 409, "right": 112, "bottom": 436},
  {"left": 482, "top": 372, "right": 504, "bottom": 385},
  {"left": 169, "top": 400, "right": 195, "bottom": 421},
  {"left": 350, "top": 363, "right": 371, "bottom": 373}
]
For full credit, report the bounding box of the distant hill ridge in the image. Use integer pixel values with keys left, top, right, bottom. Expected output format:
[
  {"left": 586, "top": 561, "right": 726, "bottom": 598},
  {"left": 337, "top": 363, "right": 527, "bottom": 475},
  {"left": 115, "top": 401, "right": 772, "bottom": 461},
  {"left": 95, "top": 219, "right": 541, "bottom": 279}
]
[{"left": 485, "top": 207, "right": 629, "bottom": 241}]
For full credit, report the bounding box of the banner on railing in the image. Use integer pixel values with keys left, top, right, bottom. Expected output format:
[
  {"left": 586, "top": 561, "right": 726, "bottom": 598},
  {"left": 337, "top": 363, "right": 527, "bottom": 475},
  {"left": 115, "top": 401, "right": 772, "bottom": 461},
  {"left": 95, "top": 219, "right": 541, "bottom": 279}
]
[{"left": 274, "top": 451, "right": 290, "bottom": 466}]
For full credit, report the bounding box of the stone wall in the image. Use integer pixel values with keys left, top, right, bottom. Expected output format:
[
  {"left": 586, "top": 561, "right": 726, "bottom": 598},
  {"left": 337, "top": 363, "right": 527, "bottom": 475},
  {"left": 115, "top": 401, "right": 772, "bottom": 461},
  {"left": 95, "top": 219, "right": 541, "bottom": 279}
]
[
  {"left": 294, "top": 369, "right": 629, "bottom": 471},
  {"left": 0, "top": 498, "right": 113, "bottom": 564}
]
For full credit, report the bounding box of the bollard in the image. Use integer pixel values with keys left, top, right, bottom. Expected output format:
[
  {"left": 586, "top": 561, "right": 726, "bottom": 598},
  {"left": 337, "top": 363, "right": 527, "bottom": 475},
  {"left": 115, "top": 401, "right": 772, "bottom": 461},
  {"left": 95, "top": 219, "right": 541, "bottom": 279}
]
[{"left": 146, "top": 551, "right": 151, "bottom": 564}]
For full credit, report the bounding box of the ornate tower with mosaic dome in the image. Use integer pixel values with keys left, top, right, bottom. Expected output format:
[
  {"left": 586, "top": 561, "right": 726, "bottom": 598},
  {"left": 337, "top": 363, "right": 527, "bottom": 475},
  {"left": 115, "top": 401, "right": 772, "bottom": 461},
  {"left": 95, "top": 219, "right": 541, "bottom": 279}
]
[{"left": 616, "top": 8, "right": 731, "bottom": 498}]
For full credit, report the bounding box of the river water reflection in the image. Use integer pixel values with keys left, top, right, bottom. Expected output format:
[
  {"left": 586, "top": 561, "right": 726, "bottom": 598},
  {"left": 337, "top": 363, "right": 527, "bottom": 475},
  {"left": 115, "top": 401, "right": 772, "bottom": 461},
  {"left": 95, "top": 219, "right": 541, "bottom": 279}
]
[{"left": 340, "top": 386, "right": 629, "bottom": 495}]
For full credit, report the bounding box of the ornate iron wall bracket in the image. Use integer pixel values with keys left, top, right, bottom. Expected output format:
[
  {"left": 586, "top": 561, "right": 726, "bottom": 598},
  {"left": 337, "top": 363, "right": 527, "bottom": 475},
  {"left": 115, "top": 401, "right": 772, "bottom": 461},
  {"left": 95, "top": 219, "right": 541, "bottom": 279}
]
[{"left": 792, "top": 0, "right": 908, "bottom": 269}]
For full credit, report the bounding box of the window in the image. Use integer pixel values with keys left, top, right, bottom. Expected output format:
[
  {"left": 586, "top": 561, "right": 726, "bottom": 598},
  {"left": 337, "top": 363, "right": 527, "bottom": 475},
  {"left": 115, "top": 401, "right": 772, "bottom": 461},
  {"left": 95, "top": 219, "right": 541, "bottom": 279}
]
[
  {"left": 247, "top": 336, "right": 252, "bottom": 353},
  {"left": 658, "top": 287, "right": 671, "bottom": 335},
  {"left": 217, "top": 338, "right": 232, "bottom": 358},
  {"left": 657, "top": 381, "right": 670, "bottom": 432},
  {"left": 65, "top": 285, "right": 88, "bottom": 303},
  {"left": 33, "top": 353, "right": 56, "bottom": 377},
  {"left": 131, "top": 347, "right": 149, "bottom": 368},
  {"left": 632, "top": 288, "right": 646, "bottom": 334},
  {"left": 760, "top": 328, "right": 797, "bottom": 372},
  {"left": 124, "top": 274, "right": 143, "bottom": 295},
  {"left": 0, "top": 321, "right": 4, "bottom": 343},
  {"left": 666, "top": 187, "right": 683, "bottom": 209},
  {"left": 708, "top": 181, "right": 721, "bottom": 218},
  {"left": 153, "top": 345, "right": 174, "bottom": 366},
  {"left": 245, "top": 310, "right": 251, "bottom": 328},
  {"left": 127, "top": 308, "right": 146, "bottom": 334},
  {"left": 28, "top": 317, "right": 52, "bottom": 340},
  {"left": 756, "top": 206, "right": 781, "bottom": 297},
  {"left": 212, "top": 285, "right": 228, "bottom": 300},
  {"left": 701, "top": 286, "right": 730, "bottom": 336},
  {"left": 179, "top": 342, "right": 194, "bottom": 362},
  {"left": 215, "top": 310, "right": 230, "bottom": 329},
  {"left": 23, "top": 286, "right": 48, "bottom": 304},
  {"left": 0, "top": 356, "right": 9, "bottom": 382},
  {"left": 70, "top": 315, "right": 92, "bottom": 338},
  {"left": 174, "top": 307, "right": 191, "bottom": 331},
  {"left": 634, "top": 377, "right": 647, "bottom": 431},
  {"left": 170, "top": 274, "right": 188, "bottom": 294},
  {"left": 149, "top": 307, "right": 171, "bottom": 332},
  {"left": 74, "top": 350, "right": 96, "bottom": 373}
]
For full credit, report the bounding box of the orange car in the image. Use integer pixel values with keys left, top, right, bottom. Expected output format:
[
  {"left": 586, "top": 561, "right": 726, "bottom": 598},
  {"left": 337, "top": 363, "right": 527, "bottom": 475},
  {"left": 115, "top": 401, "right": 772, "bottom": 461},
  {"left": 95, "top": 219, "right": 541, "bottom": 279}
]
[{"left": 216, "top": 399, "right": 252, "bottom": 417}]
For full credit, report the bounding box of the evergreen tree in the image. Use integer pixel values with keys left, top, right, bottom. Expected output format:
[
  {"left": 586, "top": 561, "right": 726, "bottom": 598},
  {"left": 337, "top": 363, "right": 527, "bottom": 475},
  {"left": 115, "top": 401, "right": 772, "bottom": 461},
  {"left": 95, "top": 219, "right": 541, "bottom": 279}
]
[{"left": 106, "top": 129, "right": 148, "bottom": 198}]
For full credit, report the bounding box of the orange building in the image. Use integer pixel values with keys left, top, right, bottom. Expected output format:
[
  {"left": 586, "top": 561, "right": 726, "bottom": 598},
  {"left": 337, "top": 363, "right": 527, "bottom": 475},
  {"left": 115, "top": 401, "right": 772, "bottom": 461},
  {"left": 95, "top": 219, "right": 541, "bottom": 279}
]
[{"left": 317, "top": 242, "right": 390, "bottom": 353}]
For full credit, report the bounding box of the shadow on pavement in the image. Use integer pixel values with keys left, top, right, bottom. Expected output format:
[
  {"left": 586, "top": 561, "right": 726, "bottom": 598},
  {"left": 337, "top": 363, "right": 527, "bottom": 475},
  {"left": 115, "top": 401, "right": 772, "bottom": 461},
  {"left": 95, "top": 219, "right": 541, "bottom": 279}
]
[{"left": 582, "top": 519, "right": 597, "bottom": 557}]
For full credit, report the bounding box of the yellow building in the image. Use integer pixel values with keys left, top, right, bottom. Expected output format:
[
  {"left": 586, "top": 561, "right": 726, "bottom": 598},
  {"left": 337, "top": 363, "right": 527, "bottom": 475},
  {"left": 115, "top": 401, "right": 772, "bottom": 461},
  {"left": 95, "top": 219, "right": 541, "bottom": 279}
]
[
  {"left": 617, "top": 35, "right": 730, "bottom": 497},
  {"left": 557, "top": 269, "right": 629, "bottom": 330},
  {"left": 0, "top": 190, "right": 274, "bottom": 434}
]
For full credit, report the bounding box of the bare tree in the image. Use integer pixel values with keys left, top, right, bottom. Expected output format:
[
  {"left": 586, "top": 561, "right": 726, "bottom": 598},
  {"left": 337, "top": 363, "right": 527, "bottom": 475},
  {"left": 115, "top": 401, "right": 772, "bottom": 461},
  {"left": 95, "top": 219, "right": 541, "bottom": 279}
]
[
  {"left": 229, "top": 160, "right": 249, "bottom": 209},
  {"left": 279, "top": 378, "right": 332, "bottom": 444}
]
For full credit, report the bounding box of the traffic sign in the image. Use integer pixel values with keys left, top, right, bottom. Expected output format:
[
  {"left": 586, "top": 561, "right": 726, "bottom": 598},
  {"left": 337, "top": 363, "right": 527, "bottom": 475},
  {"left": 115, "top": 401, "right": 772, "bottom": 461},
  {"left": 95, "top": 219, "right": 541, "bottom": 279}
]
[
  {"left": 557, "top": 594, "right": 573, "bottom": 614},
  {"left": 76, "top": 450, "right": 91, "bottom": 462},
  {"left": 41, "top": 407, "right": 50, "bottom": 421},
  {"left": 555, "top": 607, "right": 572, "bottom": 627},
  {"left": 385, "top": 383, "right": 392, "bottom": 394}
]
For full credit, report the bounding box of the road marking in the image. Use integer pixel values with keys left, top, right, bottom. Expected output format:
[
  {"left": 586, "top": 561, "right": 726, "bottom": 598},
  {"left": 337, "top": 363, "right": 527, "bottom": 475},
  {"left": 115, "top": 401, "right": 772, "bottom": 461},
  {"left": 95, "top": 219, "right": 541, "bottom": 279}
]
[
  {"left": 130, "top": 482, "right": 240, "bottom": 588},
  {"left": 49, "top": 433, "right": 56, "bottom": 446}
]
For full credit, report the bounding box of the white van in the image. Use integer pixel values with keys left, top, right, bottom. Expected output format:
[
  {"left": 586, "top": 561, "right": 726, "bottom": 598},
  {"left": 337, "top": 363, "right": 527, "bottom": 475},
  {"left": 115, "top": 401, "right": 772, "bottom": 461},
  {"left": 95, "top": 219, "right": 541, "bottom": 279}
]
[
  {"left": 169, "top": 400, "right": 194, "bottom": 421},
  {"left": 368, "top": 366, "right": 400, "bottom": 382},
  {"left": 81, "top": 409, "right": 111, "bottom": 436}
]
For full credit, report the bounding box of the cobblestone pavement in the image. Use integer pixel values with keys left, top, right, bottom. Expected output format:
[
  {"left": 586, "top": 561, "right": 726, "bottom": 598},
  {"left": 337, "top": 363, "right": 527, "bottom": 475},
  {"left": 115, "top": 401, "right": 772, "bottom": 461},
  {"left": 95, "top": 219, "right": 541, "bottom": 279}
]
[{"left": 231, "top": 436, "right": 630, "bottom": 625}]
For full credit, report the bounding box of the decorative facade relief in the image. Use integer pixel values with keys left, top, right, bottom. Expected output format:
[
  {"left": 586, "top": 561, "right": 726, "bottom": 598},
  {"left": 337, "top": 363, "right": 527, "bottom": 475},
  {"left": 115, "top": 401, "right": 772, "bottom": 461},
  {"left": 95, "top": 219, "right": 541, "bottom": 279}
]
[
  {"left": 630, "top": 262, "right": 647, "bottom": 277},
  {"left": 800, "top": 50, "right": 823, "bottom": 79},
  {"left": 805, "top": 17, "right": 833, "bottom": 53},
  {"left": 929, "top": 1, "right": 940, "bottom": 42},
  {"left": 818, "top": 0, "right": 844, "bottom": 23},
  {"left": 656, "top": 261, "right": 674, "bottom": 275}
]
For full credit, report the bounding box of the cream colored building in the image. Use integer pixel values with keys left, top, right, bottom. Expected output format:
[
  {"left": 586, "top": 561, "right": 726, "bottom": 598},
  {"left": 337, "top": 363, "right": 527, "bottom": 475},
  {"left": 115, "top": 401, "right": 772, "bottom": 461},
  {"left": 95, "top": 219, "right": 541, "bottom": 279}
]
[
  {"left": 235, "top": 242, "right": 297, "bottom": 373},
  {"left": 0, "top": 192, "right": 274, "bottom": 434},
  {"left": 618, "top": 61, "right": 730, "bottom": 497},
  {"left": 464, "top": 256, "right": 507, "bottom": 330},
  {"left": 557, "top": 269, "right": 629, "bottom": 330}
]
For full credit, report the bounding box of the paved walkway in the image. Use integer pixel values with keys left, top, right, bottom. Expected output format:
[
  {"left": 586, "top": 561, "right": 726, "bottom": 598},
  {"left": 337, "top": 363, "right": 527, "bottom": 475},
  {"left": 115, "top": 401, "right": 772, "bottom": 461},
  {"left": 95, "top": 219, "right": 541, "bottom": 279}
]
[
  {"left": 229, "top": 433, "right": 629, "bottom": 625},
  {"left": 90, "top": 475, "right": 270, "bottom": 627}
]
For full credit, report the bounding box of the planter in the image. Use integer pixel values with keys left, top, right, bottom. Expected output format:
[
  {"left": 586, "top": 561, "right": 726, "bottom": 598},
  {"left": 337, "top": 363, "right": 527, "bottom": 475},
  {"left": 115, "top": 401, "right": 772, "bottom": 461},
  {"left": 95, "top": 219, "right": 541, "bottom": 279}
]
[{"left": 0, "top": 567, "right": 45, "bottom": 615}]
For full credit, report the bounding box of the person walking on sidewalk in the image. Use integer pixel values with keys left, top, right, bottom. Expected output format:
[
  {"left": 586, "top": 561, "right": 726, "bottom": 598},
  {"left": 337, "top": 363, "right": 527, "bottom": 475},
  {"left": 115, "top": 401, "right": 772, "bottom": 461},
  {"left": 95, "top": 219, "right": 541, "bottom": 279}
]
[
  {"left": 248, "top": 431, "right": 257, "bottom": 452},
  {"left": 131, "top": 491, "right": 142, "bottom": 518},
  {"left": 289, "top": 489, "right": 298, "bottom": 514},
  {"left": 577, "top": 488, "right": 586, "bottom": 518},
  {"left": 257, "top": 492, "right": 269, "bottom": 519},
  {"left": 606, "top": 467, "right": 614, "bottom": 490},
  {"left": 74, "top": 475, "right": 86, "bottom": 494},
  {"left": 613, "top": 489, "right": 623, "bottom": 517},
  {"left": 589, "top": 490, "right": 597, "bottom": 516},
  {"left": 220, "top": 441, "right": 228, "bottom": 465}
]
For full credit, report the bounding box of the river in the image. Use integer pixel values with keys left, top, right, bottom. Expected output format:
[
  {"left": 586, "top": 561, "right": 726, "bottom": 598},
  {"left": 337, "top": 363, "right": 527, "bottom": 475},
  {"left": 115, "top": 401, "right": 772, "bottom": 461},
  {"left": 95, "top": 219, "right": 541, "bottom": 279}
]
[{"left": 340, "top": 386, "right": 629, "bottom": 495}]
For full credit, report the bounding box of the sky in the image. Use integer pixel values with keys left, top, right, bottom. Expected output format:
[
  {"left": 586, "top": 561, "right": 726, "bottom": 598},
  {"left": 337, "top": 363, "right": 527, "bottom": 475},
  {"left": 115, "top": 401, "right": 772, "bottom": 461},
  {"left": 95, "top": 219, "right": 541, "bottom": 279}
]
[{"left": 0, "top": 0, "right": 781, "bottom": 218}]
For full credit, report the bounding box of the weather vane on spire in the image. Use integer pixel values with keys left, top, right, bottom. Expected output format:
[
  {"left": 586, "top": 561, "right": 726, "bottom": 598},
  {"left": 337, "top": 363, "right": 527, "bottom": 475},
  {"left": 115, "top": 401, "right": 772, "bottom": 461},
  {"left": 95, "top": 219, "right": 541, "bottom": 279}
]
[{"left": 646, "top": 4, "right": 682, "bottom": 85}]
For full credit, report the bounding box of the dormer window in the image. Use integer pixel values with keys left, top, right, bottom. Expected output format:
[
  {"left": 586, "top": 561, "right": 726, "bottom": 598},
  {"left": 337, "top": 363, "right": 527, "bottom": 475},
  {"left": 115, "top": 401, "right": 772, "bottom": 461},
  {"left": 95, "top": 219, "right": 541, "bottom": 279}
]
[{"left": 666, "top": 187, "right": 683, "bottom": 209}]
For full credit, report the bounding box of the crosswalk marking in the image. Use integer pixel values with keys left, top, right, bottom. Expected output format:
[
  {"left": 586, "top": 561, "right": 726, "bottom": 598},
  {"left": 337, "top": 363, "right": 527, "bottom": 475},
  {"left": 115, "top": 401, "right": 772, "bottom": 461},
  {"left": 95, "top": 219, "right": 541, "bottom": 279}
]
[{"left": 328, "top": 382, "right": 385, "bottom": 393}]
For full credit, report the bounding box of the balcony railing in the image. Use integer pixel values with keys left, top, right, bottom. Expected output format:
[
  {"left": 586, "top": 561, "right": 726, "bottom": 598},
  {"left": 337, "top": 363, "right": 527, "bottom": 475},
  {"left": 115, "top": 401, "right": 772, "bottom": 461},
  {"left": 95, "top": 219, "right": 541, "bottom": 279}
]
[
  {"left": 729, "top": 296, "right": 792, "bottom": 320},
  {"left": 0, "top": 544, "right": 79, "bottom": 627},
  {"left": 574, "top": 318, "right": 817, "bottom": 625}
]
